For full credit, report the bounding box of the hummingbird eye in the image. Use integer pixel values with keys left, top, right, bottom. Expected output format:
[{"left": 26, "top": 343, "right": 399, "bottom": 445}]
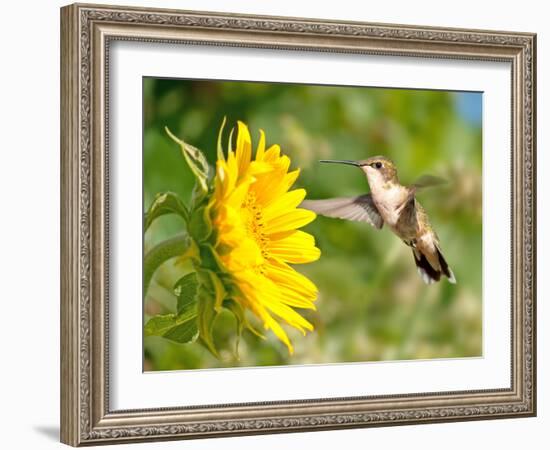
[{"left": 372, "top": 162, "right": 383, "bottom": 169}]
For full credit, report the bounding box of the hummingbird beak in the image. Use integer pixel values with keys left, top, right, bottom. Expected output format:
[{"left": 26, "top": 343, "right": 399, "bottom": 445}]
[{"left": 319, "top": 159, "right": 361, "bottom": 167}]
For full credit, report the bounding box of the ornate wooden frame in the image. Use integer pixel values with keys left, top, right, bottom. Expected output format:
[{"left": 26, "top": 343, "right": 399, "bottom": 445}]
[{"left": 60, "top": 3, "right": 536, "bottom": 446}]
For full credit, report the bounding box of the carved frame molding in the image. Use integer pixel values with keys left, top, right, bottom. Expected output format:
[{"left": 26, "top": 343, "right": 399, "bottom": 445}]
[{"left": 60, "top": 3, "right": 536, "bottom": 446}]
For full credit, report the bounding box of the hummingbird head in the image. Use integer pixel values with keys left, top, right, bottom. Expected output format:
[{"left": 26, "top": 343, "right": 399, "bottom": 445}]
[{"left": 320, "top": 156, "right": 399, "bottom": 187}]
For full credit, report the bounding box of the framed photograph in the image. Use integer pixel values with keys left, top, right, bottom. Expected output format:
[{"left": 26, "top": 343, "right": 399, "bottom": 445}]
[{"left": 60, "top": 3, "right": 536, "bottom": 446}]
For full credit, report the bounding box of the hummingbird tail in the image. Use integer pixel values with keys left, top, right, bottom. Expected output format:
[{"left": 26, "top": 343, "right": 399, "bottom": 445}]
[
  {"left": 413, "top": 250, "right": 440, "bottom": 284},
  {"left": 412, "top": 248, "right": 456, "bottom": 284},
  {"left": 436, "top": 249, "right": 456, "bottom": 284}
]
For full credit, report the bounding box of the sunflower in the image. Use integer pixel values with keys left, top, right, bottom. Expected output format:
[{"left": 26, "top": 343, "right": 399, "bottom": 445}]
[{"left": 210, "top": 121, "right": 321, "bottom": 353}]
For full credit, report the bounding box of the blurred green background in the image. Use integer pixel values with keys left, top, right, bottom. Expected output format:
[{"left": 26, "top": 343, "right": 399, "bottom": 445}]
[{"left": 143, "top": 78, "right": 482, "bottom": 371}]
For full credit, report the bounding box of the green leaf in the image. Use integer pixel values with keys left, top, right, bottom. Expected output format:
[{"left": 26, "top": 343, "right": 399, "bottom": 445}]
[
  {"left": 225, "top": 299, "right": 265, "bottom": 340},
  {"left": 191, "top": 182, "right": 208, "bottom": 206},
  {"left": 224, "top": 299, "right": 264, "bottom": 356},
  {"left": 228, "top": 126, "right": 235, "bottom": 154},
  {"left": 144, "top": 311, "right": 198, "bottom": 344},
  {"left": 189, "top": 205, "right": 213, "bottom": 243},
  {"left": 196, "top": 288, "right": 219, "bottom": 357},
  {"left": 165, "top": 127, "right": 211, "bottom": 193},
  {"left": 217, "top": 116, "right": 227, "bottom": 162},
  {"left": 144, "top": 272, "right": 201, "bottom": 345},
  {"left": 143, "top": 233, "right": 194, "bottom": 297},
  {"left": 204, "top": 270, "right": 227, "bottom": 313},
  {"left": 162, "top": 318, "right": 199, "bottom": 343},
  {"left": 144, "top": 191, "right": 188, "bottom": 232},
  {"left": 173, "top": 272, "right": 199, "bottom": 315},
  {"left": 199, "top": 244, "right": 226, "bottom": 273}
]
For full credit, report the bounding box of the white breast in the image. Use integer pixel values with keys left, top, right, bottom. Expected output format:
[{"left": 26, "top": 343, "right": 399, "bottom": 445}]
[{"left": 372, "top": 185, "right": 408, "bottom": 227}]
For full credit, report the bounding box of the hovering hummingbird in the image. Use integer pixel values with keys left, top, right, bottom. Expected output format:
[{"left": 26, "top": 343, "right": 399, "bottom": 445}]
[{"left": 302, "top": 157, "right": 456, "bottom": 284}]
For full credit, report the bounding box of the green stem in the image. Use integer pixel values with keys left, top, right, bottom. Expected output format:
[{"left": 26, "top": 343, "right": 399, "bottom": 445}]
[{"left": 143, "top": 233, "right": 191, "bottom": 297}]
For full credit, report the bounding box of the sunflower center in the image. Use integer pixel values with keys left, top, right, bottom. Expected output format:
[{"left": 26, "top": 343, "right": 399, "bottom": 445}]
[{"left": 243, "top": 192, "right": 270, "bottom": 262}]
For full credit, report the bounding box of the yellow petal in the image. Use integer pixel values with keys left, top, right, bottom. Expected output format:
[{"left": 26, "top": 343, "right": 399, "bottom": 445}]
[
  {"left": 256, "top": 129, "right": 266, "bottom": 160},
  {"left": 254, "top": 169, "right": 301, "bottom": 206},
  {"left": 263, "top": 144, "right": 281, "bottom": 162},
  {"left": 236, "top": 121, "right": 252, "bottom": 176},
  {"left": 240, "top": 282, "right": 295, "bottom": 353},
  {"left": 227, "top": 176, "right": 253, "bottom": 208},
  {"left": 263, "top": 295, "right": 314, "bottom": 335},
  {"left": 275, "top": 288, "right": 317, "bottom": 309},
  {"left": 262, "top": 189, "right": 307, "bottom": 221},
  {"left": 263, "top": 312, "right": 293, "bottom": 353},
  {"left": 264, "top": 257, "right": 318, "bottom": 297},
  {"left": 248, "top": 160, "right": 273, "bottom": 176},
  {"left": 267, "top": 231, "right": 321, "bottom": 264},
  {"left": 225, "top": 151, "right": 238, "bottom": 191},
  {"left": 284, "top": 169, "right": 300, "bottom": 189},
  {"left": 264, "top": 208, "right": 316, "bottom": 234}
]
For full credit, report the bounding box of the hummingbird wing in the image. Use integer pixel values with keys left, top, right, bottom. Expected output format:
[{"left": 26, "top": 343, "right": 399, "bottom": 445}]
[
  {"left": 396, "top": 190, "right": 418, "bottom": 232},
  {"left": 412, "top": 174, "right": 447, "bottom": 189},
  {"left": 301, "top": 194, "right": 383, "bottom": 229}
]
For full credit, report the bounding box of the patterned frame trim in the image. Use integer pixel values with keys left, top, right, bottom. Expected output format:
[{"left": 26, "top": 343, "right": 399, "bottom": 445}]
[{"left": 60, "top": 3, "right": 536, "bottom": 446}]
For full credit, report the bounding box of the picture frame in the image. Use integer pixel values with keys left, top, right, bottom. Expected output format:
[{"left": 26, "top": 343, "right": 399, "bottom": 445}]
[{"left": 60, "top": 2, "right": 536, "bottom": 446}]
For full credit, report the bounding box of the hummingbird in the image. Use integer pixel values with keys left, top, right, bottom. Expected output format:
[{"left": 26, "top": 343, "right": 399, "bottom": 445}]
[{"left": 301, "top": 157, "right": 456, "bottom": 284}]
